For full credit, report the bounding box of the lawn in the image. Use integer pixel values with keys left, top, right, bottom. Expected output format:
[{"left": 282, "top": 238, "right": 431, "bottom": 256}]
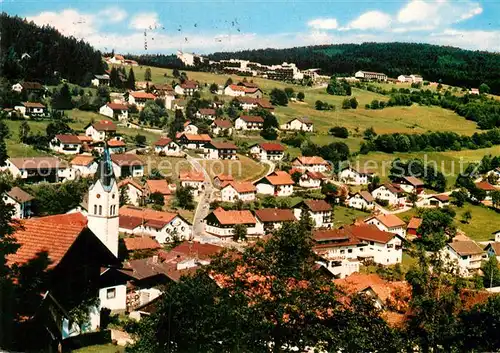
[
  {"left": 333, "top": 206, "right": 369, "bottom": 227},
  {"left": 200, "top": 154, "right": 270, "bottom": 181},
  {"left": 72, "top": 344, "right": 124, "bottom": 353},
  {"left": 138, "top": 154, "right": 192, "bottom": 181}
]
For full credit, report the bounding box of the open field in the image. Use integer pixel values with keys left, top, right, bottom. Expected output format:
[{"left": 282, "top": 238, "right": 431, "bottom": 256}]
[
  {"left": 334, "top": 206, "right": 369, "bottom": 227},
  {"left": 138, "top": 154, "right": 192, "bottom": 181},
  {"left": 73, "top": 344, "right": 124, "bottom": 353},
  {"left": 200, "top": 154, "right": 270, "bottom": 181}
]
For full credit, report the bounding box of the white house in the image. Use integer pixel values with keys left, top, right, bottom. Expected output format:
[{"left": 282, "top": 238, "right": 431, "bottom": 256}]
[
  {"left": 119, "top": 205, "right": 192, "bottom": 243},
  {"left": 295, "top": 170, "right": 325, "bottom": 189},
  {"left": 128, "top": 91, "right": 157, "bottom": 110},
  {"left": 174, "top": 81, "right": 199, "bottom": 96},
  {"left": 118, "top": 179, "right": 144, "bottom": 207},
  {"left": 1, "top": 157, "right": 71, "bottom": 183},
  {"left": 348, "top": 191, "right": 375, "bottom": 211},
  {"left": 204, "top": 207, "right": 259, "bottom": 239},
  {"left": 371, "top": 183, "right": 407, "bottom": 206},
  {"left": 220, "top": 181, "right": 256, "bottom": 202},
  {"left": 85, "top": 120, "right": 117, "bottom": 142},
  {"left": 235, "top": 115, "right": 264, "bottom": 131},
  {"left": 236, "top": 97, "right": 275, "bottom": 113},
  {"left": 291, "top": 156, "right": 330, "bottom": 173},
  {"left": 196, "top": 108, "right": 217, "bottom": 120},
  {"left": 249, "top": 143, "right": 285, "bottom": 162},
  {"left": 294, "top": 199, "right": 333, "bottom": 229},
  {"left": 410, "top": 74, "right": 423, "bottom": 83},
  {"left": 395, "top": 176, "right": 425, "bottom": 194},
  {"left": 495, "top": 230, "right": 500, "bottom": 243},
  {"left": 255, "top": 171, "right": 294, "bottom": 197},
  {"left": 179, "top": 171, "right": 206, "bottom": 197},
  {"left": 183, "top": 121, "right": 199, "bottom": 135},
  {"left": 154, "top": 137, "right": 182, "bottom": 156},
  {"left": 354, "top": 71, "right": 388, "bottom": 81},
  {"left": 313, "top": 224, "right": 403, "bottom": 265},
  {"left": 70, "top": 155, "right": 98, "bottom": 178},
  {"left": 211, "top": 119, "right": 233, "bottom": 136},
  {"left": 91, "top": 74, "right": 110, "bottom": 87},
  {"left": 280, "top": 117, "right": 314, "bottom": 132},
  {"left": 99, "top": 103, "right": 129, "bottom": 121},
  {"left": 224, "top": 84, "right": 263, "bottom": 98},
  {"left": 111, "top": 154, "right": 145, "bottom": 178},
  {"left": 14, "top": 102, "right": 47, "bottom": 118},
  {"left": 339, "top": 167, "right": 375, "bottom": 185},
  {"left": 177, "top": 133, "right": 212, "bottom": 150},
  {"left": 203, "top": 142, "right": 238, "bottom": 160},
  {"left": 254, "top": 208, "right": 297, "bottom": 234},
  {"left": 50, "top": 134, "right": 83, "bottom": 155},
  {"left": 365, "top": 214, "right": 406, "bottom": 238},
  {"left": 98, "top": 268, "right": 127, "bottom": 312},
  {"left": 441, "top": 241, "right": 486, "bottom": 277},
  {"left": 3, "top": 186, "right": 34, "bottom": 219},
  {"left": 424, "top": 194, "right": 451, "bottom": 208}
]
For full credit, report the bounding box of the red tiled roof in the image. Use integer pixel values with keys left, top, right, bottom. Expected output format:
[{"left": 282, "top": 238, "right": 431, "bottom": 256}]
[
  {"left": 6, "top": 187, "right": 34, "bottom": 203},
  {"left": 228, "top": 84, "right": 260, "bottom": 93},
  {"left": 254, "top": 208, "right": 296, "bottom": 223},
  {"left": 448, "top": 240, "right": 484, "bottom": 256},
  {"left": 358, "top": 191, "right": 374, "bottom": 202},
  {"left": 124, "top": 236, "right": 161, "bottom": 251},
  {"left": 259, "top": 143, "right": 285, "bottom": 152},
  {"left": 8, "top": 213, "right": 88, "bottom": 268},
  {"left": 407, "top": 217, "right": 422, "bottom": 230},
  {"left": 401, "top": 176, "right": 424, "bottom": 186},
  {"left": 120, "top": 205, "right": 179, "bottom": 225},
  {"left": 160, "top": 241, "right": 224, "bottom": 261},
  {"left": 22, "top": 102, "right": 45, "bottom": 108},
  {"left": 214, "top": 174, "right": 234, "bottom": 182},
  {"left": 430, "top": 194, "right": 450, "bottom": 202},
  {"left": 154, "top": 137, "right": 174, "bottom": 146},
  {"left": 239, "top": 115, "right": 264, "bottom": 123},
  {"left": 119, "top": 215, "right": 144, "bottom": 230},
  {"left": 111, "top": 154, "right": 144, "bottom": 167},
  {"left": 180, "top": 81, "right": 198, "bottom": 89},
  {"left": 303, "top": 199, "right": 332, "bottom": 212},
  {"left": 213, "top": 119, "right": 233, "bottom": 128},
  {"left": 210, "top": 207, "right": 256, "bottom": 225},
  {"left": 179, "top": 170, "right": 205, "bottom": 182},
  {"left": 476, "top": 181, "right": 497, "bottom": 191},
  {"left": 199, "top": 108, "right": 216, "bottom": 115},
  {"left": 146, "top": 179, "right": 174, "bottom": 195},
  {"left": 92, "top": 119, "right": 117, "bottom": 131},
  {"left": 366, "top": 214, "right": 405, "bottom": 228},
  {"left": 305, "top": 171, "right": 326, "bottom": 180},
  {"left": 71, "top": 155, "right": 95, "bottom": 166},
  {"left": 179, "top": 133, "right": 212, "bottom": 142},
  {"left": 207, "top": 141, "right": 238, "bottom": 150},
  {"left": 383, "top": 183, "right": 405, "bottom": 195},
  {"left": 107, "top": 103, "right": 129, "bottom": 110},
  {"left": 346, "top": 224, "right": 399, "bottom": 244},
  {"left": 130, "top": 91, "right": 157, "bottom": 100},
  {"left": 221, "top": 181, "right": 256, "bottom": 194},
  {"left": 118, "top": 178, "right": 144, "bottom": 191},
  {"left": 236, "top": 97, "right": 274, "bottom": 109},
  {"left": 8, "top": 157, "right": 64, "bottom": 170},
  {"left": 108, "top": 139, "right": 126, "bottom": 147},
  {"left": 292, "top": 156, "right": 328, "bottom": 166},
  {"left": 77, "top": 135, "right": 93, "bottom": 143},
  {"left": 259, "top": 171, "right": 294, "bottom": 186},
  {"left": 55, "top": 134, "right": 82, "bottom": 144}
]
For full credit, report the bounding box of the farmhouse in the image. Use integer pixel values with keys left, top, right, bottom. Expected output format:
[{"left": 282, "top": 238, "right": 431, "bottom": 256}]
[
  {"left": 426, "top": 194, "right": 450, "bottom": 208},
  {"left": 254, "top": 208, "right": 297, "bottom": 234},
  {"left": 179, "top": 171, "right": 205, "bottom": 196},
  {"left": 397, "top": 75, "right": 412, "bottom": 83},
  {"left": 145, "top": 179, "right": 176, "bottom": 203},
  {"left": 293, "top": 170, "right": 326, "bottom": 189},
  {"left": 1, "top": 157, "right": 72, "bottom": 183},
  {"left": 154, "top": 137, "right": 182, "bottom": 156},
  {"left": 15, "top": 102, "right": 47, "bottom": 118},
  {"left": 128, "top": 91, "right": 157, "bottom": 109},
  {"left": 118, "top": 178, "right": 144, "bottom": 207},
  {"left": 236, "top": 97, "right": 274, "bottom": 112},
  {"left": 99, "top": 103, "right": 129, "bottom": 121},
  {"left": 3, "top": 186, "right": 34, "bottom": 219},
  {"left": 291, "top": 156, "right": 329, "bottom": 173},
  {"left": 85, "top": 120, "right": 117, "bottom": 142},
  {"left": 177, "top": 133, "right": 212, "bottom": 150},
  {"left": 224, "top": 84, "right": 263, "bottom": 98},
  {"left": 111, "top": 154, "right": 145, "bottom": 178},
  {"left": 348, "top": 191, "right": 375, "bottom": 211},
  {"left": 294, "top": 199, "right": 333, "bottom": 229},
  {"left": 365, "top": 214, "right": 406, "bottom": 238},
  {"left": 371, "top": 183, "right": 406, "bottom": 206},
  {"left": 394, "top": 176, "right": 425, "bottom": 194},
  {"left": 339, "top": 166, "right": 375, "bottom": 185},
  {"left": 50, "top": 134, "right": 82, "bottom": 155},
  {"left": 196, "top": 108, "right": 217, "bottom": 120},
  {"left": 213, "top": 173, "right": 234, "bottom": 188},
  {"left": 204, "top": 207, "right": 258, "bottom": 238},
  {"left": 108, "top": 138, "right": 127, "bottom": 154},
  {"left": 70, "top": 156, "right": 97, "bottom": 177},
  {"left": 220, "top": 181, "right": 257, "bottom": 202},
  {"left": 235, "top": 115, "right": 264, "bottom": 131},
  {"left": 91, "top": 74, "right": 110, "bottom": 87},
  {"left": 174, "top": 81, "right": 199, "bottom": 96},
  {"left": 354, "top": 71, "right": 388, "bottom": 81},
  {"left": 211, "top": 119, "right": 233, "bottom": 136},
  {"left": 255, "top": 171, "right": 295, "bottom": 197},
  {"left": 249, "top": 143, "right": 285, "bottom": 162},
  {"left": 475, "top": 181, "right": 498, "bottom": 200},
  {"left": 119, "top": 206, "right": 191, "bottom": 243},
  {"left": 441, "top": 240, "right": 486, "bottom": 277},
  {"left": 203, "top": 142, "right": 238, "bottom": 160},
  {"left": 11, "top": 81, "right": 44, "bottom": 94},
  {"left": 280, "top": 117, "right": 314, "bottom": 132}
]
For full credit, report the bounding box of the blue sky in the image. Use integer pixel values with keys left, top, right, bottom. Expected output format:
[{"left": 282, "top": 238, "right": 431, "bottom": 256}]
[{"left": 2, "top": 0, "right": 500, "bottom": 54}]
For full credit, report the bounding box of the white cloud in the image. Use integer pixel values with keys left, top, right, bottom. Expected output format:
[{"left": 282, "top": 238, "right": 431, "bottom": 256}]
[
  {"left": 27, "top": 9, "right": 97, "bottom": 38},
  {"left": 98, "top": 7, "right": 127, "bottom": 24},
  {"left": 346, "top": 11, "right": 391, "bottom": 30},
  {"left": 130, "top": 12, "right": 161, "bottom": 30},
  {"left": 307, "top": 18, "right": 338, "bottom": 30}
]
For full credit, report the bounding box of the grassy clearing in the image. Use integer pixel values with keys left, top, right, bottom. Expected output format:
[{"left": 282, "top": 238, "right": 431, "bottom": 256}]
[
  {"left": 72, "top": 344, "right": 124, "bottom": 353},
  {"left": 334, "top": 206, "right": 369, "bottom": 227},
  {"left": 138, "top": 154, "right": 192, "bottom": 182},
  {"left": 200, "top": 154, "right": 270, "bottom": 181}
]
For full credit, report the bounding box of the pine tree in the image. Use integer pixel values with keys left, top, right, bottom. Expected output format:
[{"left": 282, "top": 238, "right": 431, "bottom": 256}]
[
  {"left": 169, "top": 109, "right": 185, "bottom": 139},
  {"left": 127, "top": 68, "right": 136, "bottom": 90}
]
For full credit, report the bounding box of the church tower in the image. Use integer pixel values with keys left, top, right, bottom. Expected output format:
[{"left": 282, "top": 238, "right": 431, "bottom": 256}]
[{"left": 87, "top": 145, "right": 119, "bottom": 257}]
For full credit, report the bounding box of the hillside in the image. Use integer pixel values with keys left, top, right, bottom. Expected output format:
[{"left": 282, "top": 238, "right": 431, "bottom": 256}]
[
  {"left": 0, "top": 13, "right": 105, "bottom": 85},
  {"left": 207, "top": 42, "right": 500, "bottom": 94}
]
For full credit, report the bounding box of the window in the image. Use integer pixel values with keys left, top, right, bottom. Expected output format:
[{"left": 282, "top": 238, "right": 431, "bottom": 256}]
[
  {"left": 106, "top": 288, "right": 116, "bottom": 299},
  {"left": 347, "top": 249, "right": 353, "bottom": 253},
  {"left": 94, "top": 205, "right": 97, "bottom": 214},
  {"left": 370, "top": 241, "right": 374, "bottom": 245},
  {"left": 387, "top": 244, "right": 394, "bottom": 249},
  {"left": 99, "top": 205, "right": 102, "bottom": 215},
  {"left": 340, "top": 250, "right": 345, "bottom": 254}
]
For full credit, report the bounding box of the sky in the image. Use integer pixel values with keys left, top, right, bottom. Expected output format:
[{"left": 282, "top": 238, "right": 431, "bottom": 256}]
[{"left": 2, "top": 0, "right": 500, "bottom": 54}]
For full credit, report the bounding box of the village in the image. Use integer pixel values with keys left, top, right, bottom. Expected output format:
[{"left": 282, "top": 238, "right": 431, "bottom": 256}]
[{"left": 2, "top": 47, "right": 500, "bottom": 351}]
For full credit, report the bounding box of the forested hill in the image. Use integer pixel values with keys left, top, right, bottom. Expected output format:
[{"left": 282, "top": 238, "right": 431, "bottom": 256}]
[
  {"left": 0, "top": 13, "right": 106, "bottom": 85},
  {"left": 208, "top": 42, "right": 500, "bottom": 93}
]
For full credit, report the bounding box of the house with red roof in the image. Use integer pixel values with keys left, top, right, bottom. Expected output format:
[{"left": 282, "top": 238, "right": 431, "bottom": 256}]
[
  {"left": 174, "top": 80, "right": 199, "bottom": 96},
  {"left": 213, "top": 173, "right": 234, "bottom": 188},
  {"left": 145, "top": 179, "right": 176, "bottom": 203},
  {"left": 203, "top": 141, "right": 238, "bottom": 160},
  {"left": 255, "top": 171, "right": 295, "bottom": 197},
  {"left": 179, "top": 170, "right": 206, "bottom": 196},
  {"left": 204, "top": 207, "right": 259, "bottom": 238},
  {"left": 70, "top": 155, "right": 97, "bottom": 177},
  {"left": 154, "top": 137, "right": 182, "bottom": 156},
  {"left": 196, "top": 108, "right": 217, "bottom": 120},
  {"left": 294, "top": 199, "right": 333, "bottom": 229},
  {"left": 236, "top": 97, "right": 275, "bottom": 112},
  {"left": 425, "top": 194, "right": 450, "bottom": 208},
  {"left": 249, "top": 142, "right": 285, "bottom": 162},
  {"left": 254, "top": 208, "right": 297, "bottom": 234},
  {"left": 371, "top": 183, "right": 407, "bottom": 206},
  {"left": 49, "top": 134, "right": 83, "bottom": 155},
  {"left": 220, "top": 181, "right": 257, "bottom": 202},
  {"left": 280, "top": 117, "right": 314, "bottom": 132},
  {"left": 407, "top": 217, "right": 422, "bottom": 236},
  {"left": 211, "top": 119, "right": 233, "bottom": 136},
  {"left": 365, "top": 214, "right": 406, "bottom": 238},
  {"left": 224, "top": 83, "right": 263, "bottom": 98},
  {"left": 107, "top": 137, "right": 127, "bottom": 154},
  {"left": 119, "top": 205, "right": 192, "bottom": 243},
  {"left": 118, "top": 178, "right": 144, "bottom": 206},
  {"left": 235, "top": 115, "right": 264, "bottom": 131},
  {"left": 111, "top": 153, "right": 144, "bottom": 178},
  {"left": 128, "top": 91, "right": 157, "bottom": 109},
  {"left": 123, "top": 236, "right": 162, "bottom": 254},
  {"left": 394, "top": 176, "right": 425, "bottom": 194},
  {"left": 475, "top": 181, "right": 498, "bottom": 200},
  {"left": 296, "top": 170, "right": 327, "bottom": 189},
  {"left": 14, "top": 101, "right": 47, "bottom": 118},
  {"left": 291, "top": 156, "right": 330, "bottom": 173},
  {"left": 442, "top": 240, "right": 486, "bottom": 277},
  {"left": 99, "top": 102, "right": 129, "bottom": 121},
  {"left": 178, "top": 133, "right": 212, "bottom": 150},
  {"left": 348, "top": 191, "right": 375, "bottom": 210},
  {"left": 85, "top": 119, "right": 117, "bottom": 142}
]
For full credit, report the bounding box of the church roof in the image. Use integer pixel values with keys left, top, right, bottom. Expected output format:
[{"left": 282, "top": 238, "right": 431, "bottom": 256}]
[{"left": 95, "top": 144, "right": 115, "bottom": 192}]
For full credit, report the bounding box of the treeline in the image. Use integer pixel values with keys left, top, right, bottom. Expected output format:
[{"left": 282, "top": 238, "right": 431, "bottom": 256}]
[
  {"left": 125, "top": 53, "right": 187, "bottom": 70},
  {"left": 0, "top": 13, "right": 105, "bottom": 85},
  {"left": 208, "top": 42, "right": 500, "bottom": 94},
  {"left": 361, "top": 129, "right": 500, "bottom": 154}
]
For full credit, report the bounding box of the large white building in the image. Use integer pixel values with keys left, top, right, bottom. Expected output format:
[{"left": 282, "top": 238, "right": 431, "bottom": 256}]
[
  {"left": 85, "top": 120, "right": 117, "bottom": 142},
  {"left": 441, "top": 241, "right": 486, "bottom": 277},
  {"left": 204, "top": 207, "right": 259, "bottom": 239},
  {"left": 220, "top": 181, "right": 257, "bottom": 202},
  {"left": 294, "top": 199, "right": 333, "bottom": 229},
  {"left": 291, "top": 156, "right": 330, "bottom": 173},
  {"left": 371, "top": 183, "right": 407, "bottom": 206},
  {"left": 280, "top": 117, "right": 314, "bottom": 132},
  {"left": 365, "top": 214, "right": 406, "bottom": 238},
  {"left": 255, "top": 171, "right": 295, "bottom": 197},
  {"left": 99, "top": 103, "right": 129, "bottom": 121},
  {"left": 348, "top": 191, "right": 375, "bottom": 211},
  {"left": 249, "top": 143, "right": 285, "bottom": 162}
]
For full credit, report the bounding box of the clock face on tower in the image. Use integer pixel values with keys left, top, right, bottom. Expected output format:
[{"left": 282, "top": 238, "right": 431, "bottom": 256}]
[{"left": 96, "top": 194, "right": 101, "bottom": 199}]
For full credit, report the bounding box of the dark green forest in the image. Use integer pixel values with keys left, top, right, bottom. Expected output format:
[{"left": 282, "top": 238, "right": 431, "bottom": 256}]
[
  {"left": 0, "top": 13, "right": 106, "bottom": 85},
  {"left": 207, "top": 42, "right": 500, "bottom": 94}
]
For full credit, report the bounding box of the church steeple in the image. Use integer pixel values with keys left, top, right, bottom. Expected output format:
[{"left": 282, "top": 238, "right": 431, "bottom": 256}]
[{"left": 95, "top": 143, "right": 114, "bottom": 192}]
